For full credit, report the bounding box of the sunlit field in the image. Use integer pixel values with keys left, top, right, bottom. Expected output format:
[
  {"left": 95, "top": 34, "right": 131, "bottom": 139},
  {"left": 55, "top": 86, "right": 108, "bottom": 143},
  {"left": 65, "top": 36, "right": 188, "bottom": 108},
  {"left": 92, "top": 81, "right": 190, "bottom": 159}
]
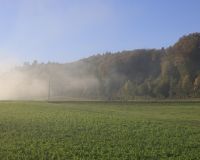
[{"left": 0, "top": 101, "right": 200, "bottom": 159}]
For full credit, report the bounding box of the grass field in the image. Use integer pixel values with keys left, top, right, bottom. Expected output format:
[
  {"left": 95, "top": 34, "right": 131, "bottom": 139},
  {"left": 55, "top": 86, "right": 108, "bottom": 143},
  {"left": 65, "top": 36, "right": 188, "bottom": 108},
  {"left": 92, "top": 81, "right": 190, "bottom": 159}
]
[{"left": 0, "top": 101, "right": 200, "bottom": 159}]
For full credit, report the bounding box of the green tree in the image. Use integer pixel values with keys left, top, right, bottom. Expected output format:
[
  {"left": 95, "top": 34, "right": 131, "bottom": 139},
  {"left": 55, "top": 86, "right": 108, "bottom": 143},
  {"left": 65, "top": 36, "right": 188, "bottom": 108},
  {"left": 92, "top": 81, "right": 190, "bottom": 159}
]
[
  {"left": 194, "top": 75, "right": 200, "bottom": 96},
  {"left": 181, "top": 75, "right": 193, "bottom": 97},
  {"left": 120, "top": 80, "right": 135, "bottom": 100}
]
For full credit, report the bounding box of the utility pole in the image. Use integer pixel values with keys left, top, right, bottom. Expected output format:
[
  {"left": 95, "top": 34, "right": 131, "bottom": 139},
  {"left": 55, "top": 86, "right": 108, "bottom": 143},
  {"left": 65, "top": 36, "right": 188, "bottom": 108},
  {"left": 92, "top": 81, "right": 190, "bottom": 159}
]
[{"left": 48, "top": 79, "right": 51, "bottom": 101}]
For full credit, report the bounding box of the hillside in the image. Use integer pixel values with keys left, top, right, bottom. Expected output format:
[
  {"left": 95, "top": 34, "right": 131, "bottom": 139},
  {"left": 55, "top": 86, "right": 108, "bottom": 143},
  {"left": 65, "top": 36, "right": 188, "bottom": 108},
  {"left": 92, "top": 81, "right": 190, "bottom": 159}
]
[{"left": 2, "top": 33, "right": 200, "bottom": 100}]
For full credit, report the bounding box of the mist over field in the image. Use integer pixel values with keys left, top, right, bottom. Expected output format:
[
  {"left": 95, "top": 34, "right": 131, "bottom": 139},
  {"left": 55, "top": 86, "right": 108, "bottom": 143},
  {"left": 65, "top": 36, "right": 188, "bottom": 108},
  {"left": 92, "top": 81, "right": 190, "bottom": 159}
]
[
  {"left": 0, "top": 60, "right": 101, "bottom": 100},
  {"left": 0, "top": 70, "right": 47, "bottom": 100}
]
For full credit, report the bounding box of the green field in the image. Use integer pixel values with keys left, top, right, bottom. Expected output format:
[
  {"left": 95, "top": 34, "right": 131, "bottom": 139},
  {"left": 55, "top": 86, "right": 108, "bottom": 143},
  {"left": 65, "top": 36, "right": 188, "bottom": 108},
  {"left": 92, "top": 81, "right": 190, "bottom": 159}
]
[{"left": 0, "top": 101, "right": 200, "bottom": 159}]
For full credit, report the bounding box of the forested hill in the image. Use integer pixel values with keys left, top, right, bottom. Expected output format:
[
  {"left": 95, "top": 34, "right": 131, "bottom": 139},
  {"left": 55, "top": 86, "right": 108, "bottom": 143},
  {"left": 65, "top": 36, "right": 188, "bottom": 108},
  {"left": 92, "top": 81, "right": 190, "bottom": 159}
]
[{"left": 6, "top": 33, "right": 200, "bottom": 100}]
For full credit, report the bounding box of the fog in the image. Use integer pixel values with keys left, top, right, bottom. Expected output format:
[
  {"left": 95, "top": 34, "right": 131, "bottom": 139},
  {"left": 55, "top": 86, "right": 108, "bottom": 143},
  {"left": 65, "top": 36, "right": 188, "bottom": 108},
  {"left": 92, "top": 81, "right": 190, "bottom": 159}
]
[
  {"left": 0, "top": 60, "right": 101, "bottom": 100},
  {"left": 0, "top": 70, "right": 48, "bottom": 100}
]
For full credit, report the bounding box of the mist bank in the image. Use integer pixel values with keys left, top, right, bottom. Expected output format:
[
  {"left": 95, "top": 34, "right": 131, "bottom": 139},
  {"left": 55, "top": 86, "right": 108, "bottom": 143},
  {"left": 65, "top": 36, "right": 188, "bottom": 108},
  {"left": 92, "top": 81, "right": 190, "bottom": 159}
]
[
  {"left": 0, "top": 60, "right": 100, "bottom": 100},
  {"left": 1, "top": 32, "right": 200, "bottom": 100}
]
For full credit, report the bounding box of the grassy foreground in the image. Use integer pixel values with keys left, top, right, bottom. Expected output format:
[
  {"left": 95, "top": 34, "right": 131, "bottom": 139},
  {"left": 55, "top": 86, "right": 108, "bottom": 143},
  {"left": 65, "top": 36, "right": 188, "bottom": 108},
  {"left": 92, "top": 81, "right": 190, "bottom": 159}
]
[{"left": 0, "top": 101, "right": 200, "bottom": 159}]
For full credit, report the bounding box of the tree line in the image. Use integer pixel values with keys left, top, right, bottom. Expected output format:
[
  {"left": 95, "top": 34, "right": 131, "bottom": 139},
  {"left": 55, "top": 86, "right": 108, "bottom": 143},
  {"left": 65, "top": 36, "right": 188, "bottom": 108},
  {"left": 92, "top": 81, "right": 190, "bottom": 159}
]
[{"left": 15, "top": 33, "right": 200, "bottom": 100}]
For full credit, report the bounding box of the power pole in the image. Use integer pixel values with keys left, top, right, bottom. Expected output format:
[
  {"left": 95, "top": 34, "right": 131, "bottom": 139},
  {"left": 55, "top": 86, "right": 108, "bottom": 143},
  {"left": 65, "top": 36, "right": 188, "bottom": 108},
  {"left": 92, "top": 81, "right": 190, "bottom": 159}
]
[{"left": 48, "top": 79, "right": 51, "bottom": 101}]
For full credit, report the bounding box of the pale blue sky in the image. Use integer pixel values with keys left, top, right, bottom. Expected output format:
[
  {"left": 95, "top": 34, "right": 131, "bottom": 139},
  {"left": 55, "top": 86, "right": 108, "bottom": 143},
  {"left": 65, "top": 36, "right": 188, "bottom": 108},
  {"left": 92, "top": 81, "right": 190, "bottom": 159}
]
[{"left": 0, "top": 0, "right": 200, "bottom": 64}]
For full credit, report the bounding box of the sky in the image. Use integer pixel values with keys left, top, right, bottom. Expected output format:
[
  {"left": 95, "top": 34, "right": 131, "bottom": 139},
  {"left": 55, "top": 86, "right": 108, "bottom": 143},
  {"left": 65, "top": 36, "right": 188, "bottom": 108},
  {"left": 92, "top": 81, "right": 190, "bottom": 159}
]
[{"left": 0, "top": 0, "right": 200, "bottom": 66}]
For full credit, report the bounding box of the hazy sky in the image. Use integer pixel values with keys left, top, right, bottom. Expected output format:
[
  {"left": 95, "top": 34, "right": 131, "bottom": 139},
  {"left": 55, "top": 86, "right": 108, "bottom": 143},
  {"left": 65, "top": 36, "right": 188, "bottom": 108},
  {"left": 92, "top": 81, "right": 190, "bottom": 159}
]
[{"left": 0, "top": 0, "right": 200, "bottom": 64}]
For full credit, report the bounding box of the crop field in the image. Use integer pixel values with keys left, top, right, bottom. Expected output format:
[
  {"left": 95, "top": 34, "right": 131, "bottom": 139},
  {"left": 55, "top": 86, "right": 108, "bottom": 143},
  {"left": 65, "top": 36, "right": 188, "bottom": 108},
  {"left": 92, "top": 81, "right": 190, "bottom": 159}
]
[{"left": 0, "top": 101, "right": 200, "bottom": 159}]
